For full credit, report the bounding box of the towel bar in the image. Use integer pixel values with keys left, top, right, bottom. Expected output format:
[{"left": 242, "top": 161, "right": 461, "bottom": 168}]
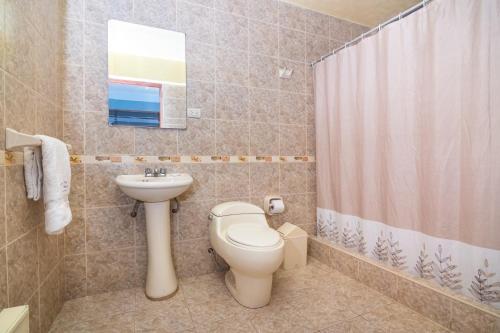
[{"left": 5, "top": 128, "right": 72, "bottom": 152}]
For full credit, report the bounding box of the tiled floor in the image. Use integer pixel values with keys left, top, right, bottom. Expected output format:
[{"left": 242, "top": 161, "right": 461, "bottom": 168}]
[{"left": 50, "top": 258, "right": 450, "bottom": 332}]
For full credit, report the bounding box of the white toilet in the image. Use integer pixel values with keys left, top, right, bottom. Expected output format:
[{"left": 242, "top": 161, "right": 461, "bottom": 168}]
[{"left": 209, "top": 202, "right": 284, "bottom": 308}]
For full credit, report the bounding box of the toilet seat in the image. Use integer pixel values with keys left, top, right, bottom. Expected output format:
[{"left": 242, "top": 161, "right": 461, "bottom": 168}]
[{"left": 226, "top": 223, "right": 281, "bottom": 248}]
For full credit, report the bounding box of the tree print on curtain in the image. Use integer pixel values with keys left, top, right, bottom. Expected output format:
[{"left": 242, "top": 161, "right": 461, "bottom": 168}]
[{"left": 317, "top": 208, "right": 500, "bottom": 309}]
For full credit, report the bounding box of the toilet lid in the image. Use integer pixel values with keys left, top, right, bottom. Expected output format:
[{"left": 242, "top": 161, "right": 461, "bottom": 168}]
[{"left": 226, "top": 224, "right": 281, "bottom": 247}]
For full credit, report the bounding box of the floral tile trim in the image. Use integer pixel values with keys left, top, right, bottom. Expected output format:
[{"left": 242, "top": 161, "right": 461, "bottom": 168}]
[{"left": 0, "top": 150, "right": 315, "bottom": 166}]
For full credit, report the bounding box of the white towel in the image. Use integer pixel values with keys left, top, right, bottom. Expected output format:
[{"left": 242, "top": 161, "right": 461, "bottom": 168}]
[
  {"left": 35, "top": 135, "right": 72, "bottom": 235},
  {"left": 23, "top": 147, "right": 43, "bottom": 201}
]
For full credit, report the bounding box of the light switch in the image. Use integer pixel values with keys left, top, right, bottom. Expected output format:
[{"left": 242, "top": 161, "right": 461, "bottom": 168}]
[{"left": 187, "top": 108, "right": 201, "bottom": 119}]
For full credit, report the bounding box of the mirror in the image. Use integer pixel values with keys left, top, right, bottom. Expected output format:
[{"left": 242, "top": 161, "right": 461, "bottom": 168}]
[{"left": 107, "top": 20, "right": 186, "bottom": 129}]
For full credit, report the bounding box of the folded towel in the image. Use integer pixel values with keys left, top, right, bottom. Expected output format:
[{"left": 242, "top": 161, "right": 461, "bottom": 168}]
[
  {"left": 23, "top": 147, "right": 43, "bottom": 201},
  {"left": 35, "top": 135, "right": 72, "bottom": 235}
]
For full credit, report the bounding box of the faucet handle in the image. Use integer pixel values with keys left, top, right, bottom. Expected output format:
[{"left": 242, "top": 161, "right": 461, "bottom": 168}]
[
  {"left": 159, "top": 168, "right": 167, "bottom": 176},
  {"left": 144, "top": 168, "right": 153, "bottom": 177}
]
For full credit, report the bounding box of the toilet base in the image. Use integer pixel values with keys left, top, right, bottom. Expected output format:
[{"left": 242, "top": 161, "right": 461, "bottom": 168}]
[{"left": 224, "top": 269, "right": 273, "bottom": 308}]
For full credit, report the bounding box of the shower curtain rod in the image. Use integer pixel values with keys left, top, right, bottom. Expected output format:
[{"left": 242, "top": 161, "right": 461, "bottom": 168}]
[{"left": 310, "top": 0, "right": 433, "bottom": 67}]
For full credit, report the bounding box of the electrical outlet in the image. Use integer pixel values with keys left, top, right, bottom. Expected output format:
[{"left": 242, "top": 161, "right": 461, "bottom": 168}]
[{"left": 187, "top": 108, "right": 201, "bottom": 119}]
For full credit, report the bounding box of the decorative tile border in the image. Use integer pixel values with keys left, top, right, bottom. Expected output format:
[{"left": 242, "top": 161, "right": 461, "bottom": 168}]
[
  {"left": 309, "top": 236, "right": 500, "bottom": 332},
  {"left": 0, "top": 151, "right": 315, "bottom": 166}
]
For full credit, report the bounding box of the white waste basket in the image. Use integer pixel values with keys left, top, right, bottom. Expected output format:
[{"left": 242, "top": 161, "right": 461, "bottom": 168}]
[{"left": 277, "top": 222, "right": 308, "bottom": 270}]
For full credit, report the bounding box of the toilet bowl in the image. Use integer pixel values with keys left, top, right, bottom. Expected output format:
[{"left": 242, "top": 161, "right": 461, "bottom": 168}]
[{"left": 209, "top": 202, "right": 284, "bottom": 308}]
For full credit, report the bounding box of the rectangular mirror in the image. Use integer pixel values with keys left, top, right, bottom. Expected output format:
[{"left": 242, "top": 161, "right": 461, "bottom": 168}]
[{"left": 107, "top": 20, "right": 186, "bottom": 129}]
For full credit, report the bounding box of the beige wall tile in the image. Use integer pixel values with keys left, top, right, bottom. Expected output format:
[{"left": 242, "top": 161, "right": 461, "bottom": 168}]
[
  {"left": 178, "top": 1, "right": 215, "bottom": 44},
  {"left": 38, "top": 225, "right": 60, "bottom": 282},
  {"left": 215, "top": 120, "right": 249, "bottom": 155},
  {"left": 280, "top": 163, "right": 307, "bottom": 194},
  {"left": 4, "top": 75, "right": 36, "bottom": 135},
  {"left": 133, "top": 0, "right": 176, "bottom": 29},
  {"left": 279, "top": 27, "right": 305, "bottom": 62},
  {"left": 64, "top": 209, "right": 85, "bottom": 255},
  {"left": 396, "top": 278, "right": 452, "bottom": 328},
  {"left": 215, "top": 163, "right": 250, "bottom": 199},
  {"left": 449, "top": 299, "right": 500, "bottom": 333},
  {"left": 174, "top": 238, "right": 216, "bottom": 278},
  {"left": 306, "top": 162, "right": 316, "bottom": 192},
  {"left": 84, "top": 66, "right": 107, "bottom": 113},
  {"left": 85, "top": 112, "right": 134, "bottom": 155},
  {"left": 0, "top": 248, "right": 7, "bottom": 309},
  {"left": 279, "top": 91, "right": 306, "bottom": 125},
  {"left": 178, "top": 119, "right": 216, "bottom": 155},
  {"left": 84, "top": 22, "right": 107, "bottom": 70},
  {"left": 4, "top": 6, "right": 37, "bottom": 87},
  {"left": 7, "top": 229, "right": 38, "bottom": 306},
  {"left": 306, "top": 34, "right": 330, "bottom": 63},
  {"left": 63, "top": 255, "right": 87, "bottom": 300},
  {"left": 279, "top": 124, "right": 306, "bottom": 156},
  {"left": 84, "top": 0, "right": 133, "bottom": 25},
  {"left": 0, "top": 73, "right": 4, "bottom": 150},
  {"left": 249, "top": 122, "right": 279, "bottom": 156},
  {"left": 357, "top": 260, "right": 398, "bottom": 299},
  {"left": 330, "top": 16, "right": 352, "bottom": 43},
  {"left": 62, "top": 64, "right": 84, "bottom": 112},
  {"left": 87, "top": 248, "right": 136, "bottom": 295},
  {"left": 40, "top": 266, "right": 63, "bottom": 333},
  {"left": 28, "top": 291, "right": 40, "bottom": 333},
  {"left": 280, "top": 193, "right": 307, "bottom": 226},
  {"left": 179, "top": 164, "right": 216, "bottom": 202},
  {"left": 330, "top": 247, "right": 359, "bottom": 280},
  {"left": 306, "top": 10, "right": 330, "bottom": 37},
  {"left": 0, "top": 168, "right": 5, "bottom": 247},
  {"left": 216, "top": 48, "right": 248, "bottom": 86},
  {"left": 85, "top": 163, "right": 137, "bottom": 208},
  {"left": 187, "top": 80, "right": 215, "bottom": 119},
  {"left": 178, "top": 200, "right": 215, "bottom": 240},
  {"left": 69, "top": 164, "right": 85, "bottom": 210},
  {"left": 351, "top": 23, "right": 370, "bottom": 39},
  {"left": 215, "top": 0, "right": 247, "bottom": 16},
  {"left": 134, "top": 128, "right": 178, "bottom": 156},
  {"left": 250, "top": 163, "right": 279, "bottom": 196},
  {"left": 186, "top": 41, "right": 215, "bottom": 81},
  {"left": 249, "top": 54, "right": 279, "bottom": 89},
  {"left": 308, "top": 237, "right": 330, "bottom": 265},
  {"left": 248, "top": 0, "right": 278, "bottom": 25},
  {"left": 215, "top": 84, "right": 249, "bottom": 121},
  {"left": 249, "top": 88, "right": 279, "bottom": 123},
  {"left": 278, "top": 2, "right": 306, "bottom": 31},
  {"left": 63, "top": 112, "right": 85, "bottom": 154},
  {"left": 215, "top": 11, "right": 248, "bottom": 51},
  {"left": 5, "top": 165, "right": 43, "bottom": 242},
  {"left": 249, "top": 20, "right": 278, "bottom": 57},
  {"left": 35, "top": 97, "right": 59, "bottom": 138},
  {"left": 86, "top": 206, "right": 135, "bottom": 252}
]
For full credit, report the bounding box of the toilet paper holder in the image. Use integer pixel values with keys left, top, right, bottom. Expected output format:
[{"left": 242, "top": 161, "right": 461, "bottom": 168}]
[{"left": 264, "top": 195, "right": 285, "bottom": 215}]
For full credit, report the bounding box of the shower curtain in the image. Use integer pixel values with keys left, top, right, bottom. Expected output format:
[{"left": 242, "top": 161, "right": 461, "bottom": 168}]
[{"left": 314, "top": 0, "right": 500, "bottom": 307}]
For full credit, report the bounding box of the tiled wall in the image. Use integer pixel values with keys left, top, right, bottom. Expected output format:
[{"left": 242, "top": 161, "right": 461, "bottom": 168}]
[
  {"left": 309, "top": 237, "right": 500, "bottom": 333},
  {"left": 61, "top": 0, "right": 368, "bottom": 301},
  {"left": 0, "top": 0, "right": 65, "bottom": 332}
]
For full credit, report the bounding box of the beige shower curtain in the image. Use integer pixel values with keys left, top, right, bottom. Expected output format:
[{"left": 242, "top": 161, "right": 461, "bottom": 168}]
[{"left": 314, "top": 0, "right": 500, "bottom": 306}]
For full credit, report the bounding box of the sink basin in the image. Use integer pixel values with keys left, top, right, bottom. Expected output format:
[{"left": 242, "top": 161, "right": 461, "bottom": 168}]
[
  {"left": 115, "top": 173, "right": 193, "bottom": 202},
  {"left": 115, "top": 172, "right": 193, "bottom": 300}
]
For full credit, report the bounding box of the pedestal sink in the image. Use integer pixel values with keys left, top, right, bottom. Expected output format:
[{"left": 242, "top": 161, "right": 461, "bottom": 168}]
[{"left": 115, "top": 173, "right": 193, "bottom": 300}]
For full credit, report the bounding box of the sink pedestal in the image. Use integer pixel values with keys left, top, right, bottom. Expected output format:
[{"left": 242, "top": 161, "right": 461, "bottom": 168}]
[{"left": 144, "top": 201, "right": 177, "bottom": 299}]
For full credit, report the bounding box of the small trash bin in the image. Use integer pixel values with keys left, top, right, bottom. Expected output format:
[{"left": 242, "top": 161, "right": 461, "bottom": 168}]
[{"left": 277, "top": 222, "right": 308, "bottom": 270}]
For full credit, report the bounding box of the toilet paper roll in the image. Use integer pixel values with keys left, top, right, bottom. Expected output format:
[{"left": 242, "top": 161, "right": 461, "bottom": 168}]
[{"left": 269, "top": 199, "right": 285, "bottom": 214}]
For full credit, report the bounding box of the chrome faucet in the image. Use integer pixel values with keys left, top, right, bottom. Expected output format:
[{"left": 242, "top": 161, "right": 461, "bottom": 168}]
[{"left": 144, "top": 168, "right": 167, "bottom": 177}]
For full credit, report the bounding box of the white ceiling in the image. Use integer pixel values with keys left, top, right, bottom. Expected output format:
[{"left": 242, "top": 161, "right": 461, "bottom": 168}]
[{"left": 282, "top": 0, "right": 420, "bottom": 27}]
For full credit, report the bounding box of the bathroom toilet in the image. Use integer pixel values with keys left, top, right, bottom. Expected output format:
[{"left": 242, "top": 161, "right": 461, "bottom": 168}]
[{"left": 209, "top": 202, "right": 284, "bottom": 308}]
